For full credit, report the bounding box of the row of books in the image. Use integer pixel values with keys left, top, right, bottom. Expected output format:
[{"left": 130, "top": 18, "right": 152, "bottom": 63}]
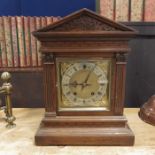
[
  {"left": 0, "top": 16, "right": 60, "bottom": 68},
  {"left": 98, "top": 0, "right": 155, "bottom": 21}
]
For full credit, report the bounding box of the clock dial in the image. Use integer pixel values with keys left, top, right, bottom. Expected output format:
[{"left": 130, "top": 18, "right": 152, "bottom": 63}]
[
  {"left": 56, "top": 58, "right": 111, "bottom": 111},
  {"left": 62, "top": 63, "right": 108, "bottom": 106}
]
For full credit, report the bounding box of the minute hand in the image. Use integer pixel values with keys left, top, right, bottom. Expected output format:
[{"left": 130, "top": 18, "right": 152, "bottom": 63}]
[
  {"left": 81, "top": 65, "right": 96, "bottom": 90},
  {"left": 84, "top": 65, "right": 96, "bottom": 83}
]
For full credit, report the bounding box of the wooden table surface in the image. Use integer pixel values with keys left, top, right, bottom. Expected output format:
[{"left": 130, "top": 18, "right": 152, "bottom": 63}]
[{"left": 0, "top": 108, "right": 155, "bottom": 155}]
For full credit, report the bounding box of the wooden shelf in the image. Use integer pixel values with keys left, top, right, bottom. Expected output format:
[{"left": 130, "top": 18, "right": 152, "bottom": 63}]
[{"left": 0, "top": 67, "right": 43, "bottom": 72}]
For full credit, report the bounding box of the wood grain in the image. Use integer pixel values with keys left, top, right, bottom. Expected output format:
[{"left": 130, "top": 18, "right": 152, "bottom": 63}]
[{"left": 33, "top": 9, "right": 137, "bottom": 146}]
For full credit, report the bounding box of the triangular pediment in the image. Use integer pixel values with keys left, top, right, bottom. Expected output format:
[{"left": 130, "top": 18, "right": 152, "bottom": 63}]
[{"left": 36, "top": 8, "right": 135, "bottom": 33}]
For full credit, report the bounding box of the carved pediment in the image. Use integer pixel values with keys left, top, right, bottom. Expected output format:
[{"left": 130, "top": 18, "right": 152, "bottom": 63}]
[
  {"left": 36, "top": 8, "right": 135, "bottom": 33},
  {"left": 51, "top": 14, "right": 118, "bottom": 32}
]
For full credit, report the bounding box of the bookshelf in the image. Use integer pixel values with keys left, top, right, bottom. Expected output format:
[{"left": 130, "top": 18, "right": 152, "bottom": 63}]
[
  {"left": 0, "top": 67, "right": 43, "bottom": 72},
  {"left": 0, "top": 16, "right": 60, "bottom": 108},
  {"left": 0, "top": 16, "right": 60, "bottom": 70}
]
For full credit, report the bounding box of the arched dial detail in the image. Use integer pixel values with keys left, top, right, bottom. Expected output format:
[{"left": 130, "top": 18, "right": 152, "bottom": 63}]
[{"left": 61, "top": 62, "right": 108, "bottom": 106}]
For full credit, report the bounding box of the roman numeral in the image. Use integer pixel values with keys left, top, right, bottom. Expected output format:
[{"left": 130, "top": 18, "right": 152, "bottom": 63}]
[{"left": 98, "top": 92, "right": 102, "bottom": 95}]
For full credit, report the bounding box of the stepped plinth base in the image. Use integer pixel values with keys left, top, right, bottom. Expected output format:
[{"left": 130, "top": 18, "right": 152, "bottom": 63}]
[{"left": 35, "top": 116, "right": 134, "bottom": 146}]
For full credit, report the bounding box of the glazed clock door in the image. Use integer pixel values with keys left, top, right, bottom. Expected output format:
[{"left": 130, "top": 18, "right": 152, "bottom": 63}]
[{"left": 56, "top": 58, "right": 113, "bottom": 114}]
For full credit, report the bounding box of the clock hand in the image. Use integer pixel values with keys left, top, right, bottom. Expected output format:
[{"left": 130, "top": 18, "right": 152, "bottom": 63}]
[
  {"left": 63, "top": 81, "right": 91, "bottom": 88},
  {"left": 63, "top": 81, "right": 78, "bottom": 87},
  {"left": 81, "top": 64, "right": 96, "bottom": 90},
  {"left": 84, "top": 65, "right": 96, "bottom": 83}
]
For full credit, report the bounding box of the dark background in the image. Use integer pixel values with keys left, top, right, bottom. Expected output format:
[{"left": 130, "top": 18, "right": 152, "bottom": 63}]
[
  {"left": 0, "top": 0, "right": 155, "bottom": 107},
  {"left": 124, "top": 22, "right": 155, "bottom": 107}
]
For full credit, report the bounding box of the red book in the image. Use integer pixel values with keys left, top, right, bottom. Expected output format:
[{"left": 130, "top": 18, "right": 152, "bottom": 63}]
[
  {"left": 24, "top": 16, "right": 31, "bottom": 66},
  {"left": 0, "top": 41, "right": 2, "bottom": 67},
  {"left": 29, "top": 16, "right": 37, "bottom": 66},
  {"left": 46, "top": 16, "right": 53, "bottom": 25},
  {"left": 16, "top": 16, "right": 26, "bottom": 67},
  {"left": 41, "top": 17, "right": 47, "bottom": 28},
  {"left": 0, "top": 16, "right": 7, "bottom": 67},
  {"left": 144, "top": 0, "right": 155, "bottom": 21},
  {"left": 53, "top": 16, "right": 60, "bottom": 23},
  {"left": 99, "top": 0, "right": 114, "bottom": 20},
  {"left": 11, "top": 16, "right": 19, "bottom": 67},
  {"left": 35, "top": 16, "right": 42, "bottom": 66},
  {"left": 3, "top": 16, "right": 14, "bottom": 67}
]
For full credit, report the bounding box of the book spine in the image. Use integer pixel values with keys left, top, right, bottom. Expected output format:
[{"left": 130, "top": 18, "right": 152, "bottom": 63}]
[
  {"left": 131, "top": 0, "right": 143, "bottom": 21},
  {"left": 3, "top": 16, "right": 14, "bottom": 67},
  {"left": 144, "top": 0, "right": 155, "bottom": 21},
  {"left": 41, "top": 16, "right": 47, "bottom": 27},
  {"left": 24, "top": 16, "right": 31, "bottom": 66},
  {"left": 0, "top": 16, "right": 7, "bottom": 67},
  {"left": 0, "top": 41, "right": 2, "bottom": 67},
  {"left": 53, "top": 16, "right": 60, "bottom": 23},
  {"left": 46, "top": 16, "right": 53, "bottom": 25},
  {"left": 99, "top": 0, "right": 114, "bottom": 20},
  {"left": 96, "top": 0, "right": 101, "bottom": 14},
  {"left": 115, "top": 0, "right": 129, "bottom": 21},
  {"left": 30, "top": 16, "right": 37, "bottom": 66},
  {"left": 16, "top": 16, "right": 26, "bottom": 67},
  {"left": 36, "top": 16, "right": 42, "bottom": 66},
  {"left": 11, "top": 16, "right": 19, "bottom": 67}
]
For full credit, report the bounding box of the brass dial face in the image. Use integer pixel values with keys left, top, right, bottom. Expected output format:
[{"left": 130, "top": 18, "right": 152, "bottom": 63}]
[
  {"left": 62, "top": 63, "right": 108, "bottom": 106},
  {"left": 56, "top": 58, "right": 111, "bottom": 111}
]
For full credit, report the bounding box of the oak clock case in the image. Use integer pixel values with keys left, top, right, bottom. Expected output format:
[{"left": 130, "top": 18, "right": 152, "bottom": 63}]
[
  {"left": 33, "top": 8, "right": 137, "bottom": 146},
  {"left": 56, "top": 58, "right": 112, "bottom": 112}
]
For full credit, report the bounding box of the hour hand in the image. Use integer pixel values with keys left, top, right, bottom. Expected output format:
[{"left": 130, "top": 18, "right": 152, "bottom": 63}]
[
  {"left": 63, "top": 81, "right": 85, "bottom": 88},
  {"left": 63, "top": 81, "right": 91, "bottom": 88},
  {"left": 63, "top": 81, "right": 79, "bottom": 87}
]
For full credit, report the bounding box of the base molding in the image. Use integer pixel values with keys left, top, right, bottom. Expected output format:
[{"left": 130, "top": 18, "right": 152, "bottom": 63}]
[{"left": 35, "top": 116, "right": 134, "bottom": 146}]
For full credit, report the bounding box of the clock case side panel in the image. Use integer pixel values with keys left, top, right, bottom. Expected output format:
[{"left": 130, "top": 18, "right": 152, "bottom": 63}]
[
  {"left": 114, "top": 53, "right": 128, "bottom": 115},
  {"left": 42, "top": 53, "right": 57, "bottom": 117}
]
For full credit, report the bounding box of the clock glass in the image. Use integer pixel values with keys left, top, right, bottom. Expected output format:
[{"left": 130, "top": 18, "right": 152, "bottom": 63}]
[{"left": 56, "top": 58, "right": 112, "bottom": 111}]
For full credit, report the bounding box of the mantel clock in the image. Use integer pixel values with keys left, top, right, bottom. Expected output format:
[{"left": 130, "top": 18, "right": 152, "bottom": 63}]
[{"left": 33, "top": 9, "right": 137, "bottom": 146}]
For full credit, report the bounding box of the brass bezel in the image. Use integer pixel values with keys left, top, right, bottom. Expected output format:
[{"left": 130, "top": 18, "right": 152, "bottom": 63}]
[{"left": 56, "top": 57, "right": 112, "bottom": 112}]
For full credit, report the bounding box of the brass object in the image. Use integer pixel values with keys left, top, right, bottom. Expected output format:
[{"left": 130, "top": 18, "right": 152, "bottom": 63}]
[
  {"left": 139, "top": 95, "right": 155, "bottom": 126},
  {"left": 56, "top": 58, "right": 112, "bottom": 112},
  {"left": 0, "top": 72, "right": 16, "bottom": 128}
]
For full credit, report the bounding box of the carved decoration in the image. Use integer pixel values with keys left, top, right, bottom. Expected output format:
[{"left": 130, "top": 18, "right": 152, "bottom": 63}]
[
  {"left": 116, "top": 53, "right": 127, "bottom": 62},
  {"left": 42, "top": 53, "right": 54, "bottom": 63},
  {"left": 51, "top": 15, "right": 120, "bottom": 32}
]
